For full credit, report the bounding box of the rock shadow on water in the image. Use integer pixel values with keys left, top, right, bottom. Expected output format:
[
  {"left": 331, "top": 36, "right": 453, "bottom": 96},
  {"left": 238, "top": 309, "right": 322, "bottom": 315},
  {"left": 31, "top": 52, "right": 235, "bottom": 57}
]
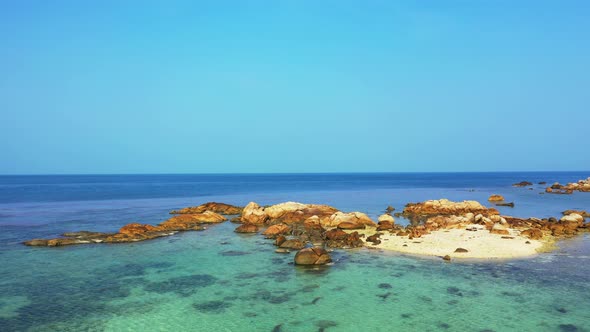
[
  {"left": 144, "top": 274, "right": 217, "bottom": 297},
  {"left": 193, "top": 300, "right": 231, "bottom": 314}
]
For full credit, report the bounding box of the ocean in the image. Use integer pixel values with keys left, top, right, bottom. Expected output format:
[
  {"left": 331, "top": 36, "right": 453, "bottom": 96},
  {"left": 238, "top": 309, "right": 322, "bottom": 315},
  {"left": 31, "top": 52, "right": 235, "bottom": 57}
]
[{"left": 0, "top": 172, "right": 589, "bottom": 331}]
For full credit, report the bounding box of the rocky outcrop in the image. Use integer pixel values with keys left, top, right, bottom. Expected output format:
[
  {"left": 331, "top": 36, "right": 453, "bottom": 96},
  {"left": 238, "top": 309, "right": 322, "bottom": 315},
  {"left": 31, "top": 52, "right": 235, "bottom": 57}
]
[
  {"left": 294, "top": 247, "right": 332, "bottom": 265},
  {"left": 170, "top": 202, "right": 242, "bottom": 215},
  {"left": 488, "top": 195, "right": 505, "bottom": 202},
  {"left": 403, "top": 199, "right": 498, "bottom": 218},
  {"left": 546, "top": 178, "right": 590, "bottom": 194},
  {"left": 24, "top": 211, "right": 227, "bottom": 246},
  {"left": 158, "top": 212, "right": 226, "bottom": 231}
]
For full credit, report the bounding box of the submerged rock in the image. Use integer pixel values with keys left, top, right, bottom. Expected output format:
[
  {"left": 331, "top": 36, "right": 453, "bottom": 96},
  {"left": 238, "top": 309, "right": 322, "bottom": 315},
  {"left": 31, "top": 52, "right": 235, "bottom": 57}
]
[{"left": 294, "top": 247, "right": 332, "bottom": 265}]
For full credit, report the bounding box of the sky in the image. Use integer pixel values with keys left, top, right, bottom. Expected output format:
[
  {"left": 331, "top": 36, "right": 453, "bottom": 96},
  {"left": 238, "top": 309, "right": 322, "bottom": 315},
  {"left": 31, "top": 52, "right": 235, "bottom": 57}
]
[{"left": 0, "top": 0, "right": 589, "bottom": 174}]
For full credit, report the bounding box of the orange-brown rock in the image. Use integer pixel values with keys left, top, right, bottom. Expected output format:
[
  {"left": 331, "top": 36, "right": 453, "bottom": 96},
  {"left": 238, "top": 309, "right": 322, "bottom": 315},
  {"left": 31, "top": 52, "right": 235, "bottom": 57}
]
[
  {"left": 324, "top": 229, "right": 363, "bottom": 248},
  {"left": 366, "top": 233, "right": 381, "bottom": 244},
  {"left": 241, "top": 202, "right": 268, "bottom": 224},
  {"left": 119, "top": 223, "right": 158, "bottom": 235},
  {"left": 323, "top": 212, "right": 376, "bottom": 228},
  {"left": 170, "top": 202, "right": 242, "bottom": 215},
  {"left": 274, "top": 235, "right": 287, "bottom": 246},
  {"left": 337, "top": 222, "right": 366, "bottom": 230},
  {"left": 234, "top": 223, "right": 259, "bottom": 233},
  {"left": 279, "top": 239, "right": 305, "bottom": 250},
  {"left": 294, "top": 247, "right": 332, "bottom": 265},
  {"left": 513, "top": 181, "right": 533, "bottom": 187},
  {"left": 488, "top": 195, "right": 505, "bottom": 202},
  {"left": 377, "top": 220, "right": 394, "bottom": 231},
  {"left": 262, "top": 224, "right": 291, "bottom": 238}
]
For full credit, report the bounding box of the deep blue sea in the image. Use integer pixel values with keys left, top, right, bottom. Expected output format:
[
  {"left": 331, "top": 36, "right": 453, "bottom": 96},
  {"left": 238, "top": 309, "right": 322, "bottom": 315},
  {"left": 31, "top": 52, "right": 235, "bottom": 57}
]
[{"left": 1, "top": 172, "right": 589, "bottom": 331}]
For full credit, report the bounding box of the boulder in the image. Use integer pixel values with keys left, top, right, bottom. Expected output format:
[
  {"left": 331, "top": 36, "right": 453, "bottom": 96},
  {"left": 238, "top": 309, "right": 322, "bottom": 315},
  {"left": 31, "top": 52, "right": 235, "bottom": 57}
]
[
  {"left": 262, "top": 224, "right": 291, "bottom": 238},
  {"left": 323, "top": 212, "right": 375, "bottom": 228},
  {"left": 561, "top": 214, "right": 584, "bottom": 224},
  {"left": 241, "top": 202, "right": 268, "bottom": 224},
  {"left": 454, "top": 248, "right": 469, "bottom": 253},
  {"left": 294, "top": 247, "right": 332, "bottom": 265},
  {"left": 378, "top": 214, "right": 395, "bottom": 223},
  {"left": 234, "top": 223, "right": 259, "bottom": 233},
  {"left": 488, "top": 195, "right": 505, "bottom": 202},
  {"left": 274, "top": 235, "right": 287, "bottom": 246}
]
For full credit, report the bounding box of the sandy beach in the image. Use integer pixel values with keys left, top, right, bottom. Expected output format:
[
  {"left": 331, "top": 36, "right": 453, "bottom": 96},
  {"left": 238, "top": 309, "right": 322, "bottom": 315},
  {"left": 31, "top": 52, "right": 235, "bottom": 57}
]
[{"left": 357, "top": 225, "right": 553, "bottom": 259}]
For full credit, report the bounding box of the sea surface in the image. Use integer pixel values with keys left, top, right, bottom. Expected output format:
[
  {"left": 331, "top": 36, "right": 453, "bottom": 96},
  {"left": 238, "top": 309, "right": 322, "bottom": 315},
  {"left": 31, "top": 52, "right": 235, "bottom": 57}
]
[{"left": 1, "top": 172, "right": 589, "bottom": 332}]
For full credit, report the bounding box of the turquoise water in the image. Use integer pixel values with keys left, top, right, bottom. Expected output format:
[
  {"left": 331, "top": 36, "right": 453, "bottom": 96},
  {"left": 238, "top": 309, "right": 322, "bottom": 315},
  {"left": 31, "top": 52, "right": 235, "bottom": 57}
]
[{"left": 1, "top": 173, "right": 589, "bottom": 331}]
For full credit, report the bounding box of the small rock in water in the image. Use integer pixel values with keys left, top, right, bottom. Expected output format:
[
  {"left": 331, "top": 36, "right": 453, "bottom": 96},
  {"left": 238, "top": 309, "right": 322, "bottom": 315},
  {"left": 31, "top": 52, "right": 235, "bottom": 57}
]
[
  {"left": 311, "top": 297, "right": 322, "bottom": 304},
  {"left": 443, "top": 255, "right": 451, "bottom": 261},
  {"left": 556, "top": 307, "right": 567, "bottom": 313},
  {"left": 272, "top": 324, "right": 283, "bottom": 332},
  {"left": 378, "top": 283, "right": 392, "bottom": 289}
]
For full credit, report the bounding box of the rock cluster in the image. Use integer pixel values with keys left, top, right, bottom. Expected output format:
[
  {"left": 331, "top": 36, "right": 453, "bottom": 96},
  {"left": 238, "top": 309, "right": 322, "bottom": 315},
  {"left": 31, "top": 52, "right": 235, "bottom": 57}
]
[
  {"left": 25, "top": 211, "right": 227, "bottom": 246},
  {"left": 545, "top": 178, "right": 590, "bottom": 194},
  {"left": 512, "top": 181, "right": 533, "bottom": 187},
  {"left": 241, "top": 201, "right": 374, "bottom": 229},
  {"left": 170, "top": 202, "right": 242, "bottom": 215},
  {"left": 403, "top": 199, "right": 498, "bottom": 220}
]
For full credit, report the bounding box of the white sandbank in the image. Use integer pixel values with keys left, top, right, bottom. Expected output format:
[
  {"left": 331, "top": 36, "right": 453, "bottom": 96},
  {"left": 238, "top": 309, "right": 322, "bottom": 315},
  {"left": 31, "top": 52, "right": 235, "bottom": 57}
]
[{"left": 356, "top": 225, "right": 553, "bottom": 260}]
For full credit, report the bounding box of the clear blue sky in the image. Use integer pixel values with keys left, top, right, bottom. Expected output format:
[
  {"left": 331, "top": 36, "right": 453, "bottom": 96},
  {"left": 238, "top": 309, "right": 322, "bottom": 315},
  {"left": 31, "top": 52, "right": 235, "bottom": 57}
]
[{"left": 1, "top": 1, "right": 589, "bottom": 174}]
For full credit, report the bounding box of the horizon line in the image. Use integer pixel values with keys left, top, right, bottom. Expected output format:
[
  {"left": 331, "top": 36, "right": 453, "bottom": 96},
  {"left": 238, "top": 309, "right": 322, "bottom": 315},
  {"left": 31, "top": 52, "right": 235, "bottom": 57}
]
[{"left": 0, "top": 170, "right": 588, "bottom": 177}]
